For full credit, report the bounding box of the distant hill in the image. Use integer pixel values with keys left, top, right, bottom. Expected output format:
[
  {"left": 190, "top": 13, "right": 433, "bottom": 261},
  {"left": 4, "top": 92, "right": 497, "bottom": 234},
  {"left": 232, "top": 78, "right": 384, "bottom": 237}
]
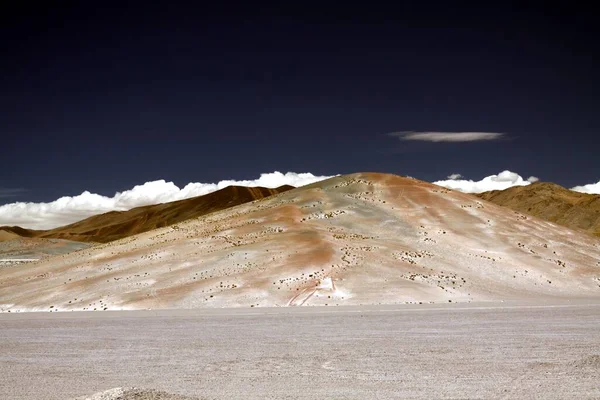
[
  {"left": 0, "top": 185, "right": 294, "bottom": 243},
  {"left": 476, "top": 182, "right": 600, "bottom": 237},
  {"left": 0, "top": 229, "right": 21, "bottom": 242}
]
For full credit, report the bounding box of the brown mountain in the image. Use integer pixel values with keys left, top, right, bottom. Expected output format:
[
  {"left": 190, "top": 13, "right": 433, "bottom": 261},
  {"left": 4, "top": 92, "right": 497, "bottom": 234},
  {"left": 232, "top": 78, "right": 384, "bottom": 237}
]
[
  {"left": 476, "top": 182, "right": 600, "bottom": 237},
  {"left": 0, "top": 185, "right": 294, "bottom": 243}
]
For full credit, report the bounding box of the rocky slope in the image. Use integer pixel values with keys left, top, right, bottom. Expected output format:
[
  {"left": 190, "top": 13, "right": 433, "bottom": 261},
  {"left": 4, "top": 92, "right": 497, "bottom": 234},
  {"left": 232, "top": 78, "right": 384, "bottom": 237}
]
[
  {"left": 0, "top": 185, "right": 294, "bottom": 243},
  {"left": 476, "top": 182, "right": 600, "bottom": 237},
  {"left": 0, "top": 237, "right": 93, "bottom": 261},
  {"left": 1, "top": 173, "right": 599, "bottom": 312},
  {"left": 0, "top": 229, "right": 20, "bottom": 242}
]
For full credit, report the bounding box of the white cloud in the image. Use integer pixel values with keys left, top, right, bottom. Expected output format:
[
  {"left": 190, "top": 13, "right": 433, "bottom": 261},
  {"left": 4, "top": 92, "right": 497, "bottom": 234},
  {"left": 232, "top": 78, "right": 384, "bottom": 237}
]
[
  {"left": 447, "top": 174, "right": 462, "bottom": 180},
  {"left": 434, "top": 170, "right": 535, "bottom": 193},
  {"left": 571, "top": 180, "right": 600, "bottom": 194},
  {"left": 389, "top": 131, "right": 504, "bottom": 142},
  {"left": 527, "top": 176, "right": 539, "bottom": 183},
  {"left": 0, "top": 172, "right": 334, "bottom": 230}
]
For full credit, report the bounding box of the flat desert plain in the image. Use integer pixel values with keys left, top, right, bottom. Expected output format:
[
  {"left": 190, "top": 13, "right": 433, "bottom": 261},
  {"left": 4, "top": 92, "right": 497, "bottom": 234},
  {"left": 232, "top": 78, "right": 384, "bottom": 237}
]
[{"left": 1, "top": 301, "right": 600, "bottom": 399}]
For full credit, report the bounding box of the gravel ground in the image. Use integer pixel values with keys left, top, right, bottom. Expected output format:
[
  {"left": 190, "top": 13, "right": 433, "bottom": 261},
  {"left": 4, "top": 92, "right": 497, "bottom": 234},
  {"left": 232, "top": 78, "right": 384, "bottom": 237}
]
[
  {"left": 72, "top": 387, "right": 200, "bottom": 400},
  {"left": 1, "top": 302, "right": 600, "bottom": 399}
]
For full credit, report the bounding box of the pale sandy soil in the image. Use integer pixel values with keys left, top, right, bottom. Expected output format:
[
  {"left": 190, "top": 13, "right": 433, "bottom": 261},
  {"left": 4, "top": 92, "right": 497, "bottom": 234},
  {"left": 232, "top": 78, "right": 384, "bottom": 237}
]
[
  {"left": 1, "top": 173, "right": 599, "bottom": 312},
  {"left": 1, "top": 302, "right": 599, "bottom": 399}
]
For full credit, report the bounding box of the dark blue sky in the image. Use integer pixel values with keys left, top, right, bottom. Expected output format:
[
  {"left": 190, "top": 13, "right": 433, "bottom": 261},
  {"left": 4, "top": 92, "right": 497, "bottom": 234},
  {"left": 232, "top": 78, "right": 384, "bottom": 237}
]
[{"left": 2, "top": 3, "right": 598, "bottom": 203}]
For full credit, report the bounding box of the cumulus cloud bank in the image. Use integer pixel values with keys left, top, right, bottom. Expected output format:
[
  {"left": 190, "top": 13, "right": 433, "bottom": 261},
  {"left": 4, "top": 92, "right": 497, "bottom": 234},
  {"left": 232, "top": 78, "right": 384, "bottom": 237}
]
[
  {"left": 434, "top": 170, "right": 539, "bottom": 193},
  {"left": 571, "top": 180, "right": 600, "bottom": 194},
  {"left": 0, "top": 172, "right": 334, "bottom": 230},
  {"left": 389, "top": 131, "right": 504, "bottom": 142}
]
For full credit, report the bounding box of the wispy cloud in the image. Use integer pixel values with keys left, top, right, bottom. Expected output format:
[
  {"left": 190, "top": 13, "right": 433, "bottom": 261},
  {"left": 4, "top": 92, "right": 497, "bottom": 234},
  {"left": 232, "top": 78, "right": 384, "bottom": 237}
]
[
  {"left": 0, "top": 188, "right": 27, "bottom": 199},
  {"left": 0, "top": 172, "right": 334, "bottom": 230},
  {"left": 447, "top": 174, "right": 463, "bottom": 180},
  {"left": 389, "top": 131, "right": 505, "bottom": 142}
]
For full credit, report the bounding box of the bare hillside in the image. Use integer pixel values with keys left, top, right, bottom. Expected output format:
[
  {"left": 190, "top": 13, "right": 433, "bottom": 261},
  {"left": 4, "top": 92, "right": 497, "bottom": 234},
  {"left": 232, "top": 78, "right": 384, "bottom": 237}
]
[
  {"left": 1, "top": 173, "right": 599, "bottom": 312},
  {"left": 476, "top": 182, "right": 600, "bottom": 237},
  {"left": 0, "top": 185, "right": 293, "bottom": 243}
]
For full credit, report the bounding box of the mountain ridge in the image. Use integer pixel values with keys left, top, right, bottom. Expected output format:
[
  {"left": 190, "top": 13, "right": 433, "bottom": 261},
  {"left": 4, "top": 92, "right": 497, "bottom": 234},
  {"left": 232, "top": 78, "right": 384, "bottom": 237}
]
[
  {"left": 0, "top": 185, "right": 294, "bottom": 243},
  {"left": 476, "top": 181, "right": 600, "bottom": 237},
  {"left": 2, "top": 172, "right": 598, "bottom": 312}
]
